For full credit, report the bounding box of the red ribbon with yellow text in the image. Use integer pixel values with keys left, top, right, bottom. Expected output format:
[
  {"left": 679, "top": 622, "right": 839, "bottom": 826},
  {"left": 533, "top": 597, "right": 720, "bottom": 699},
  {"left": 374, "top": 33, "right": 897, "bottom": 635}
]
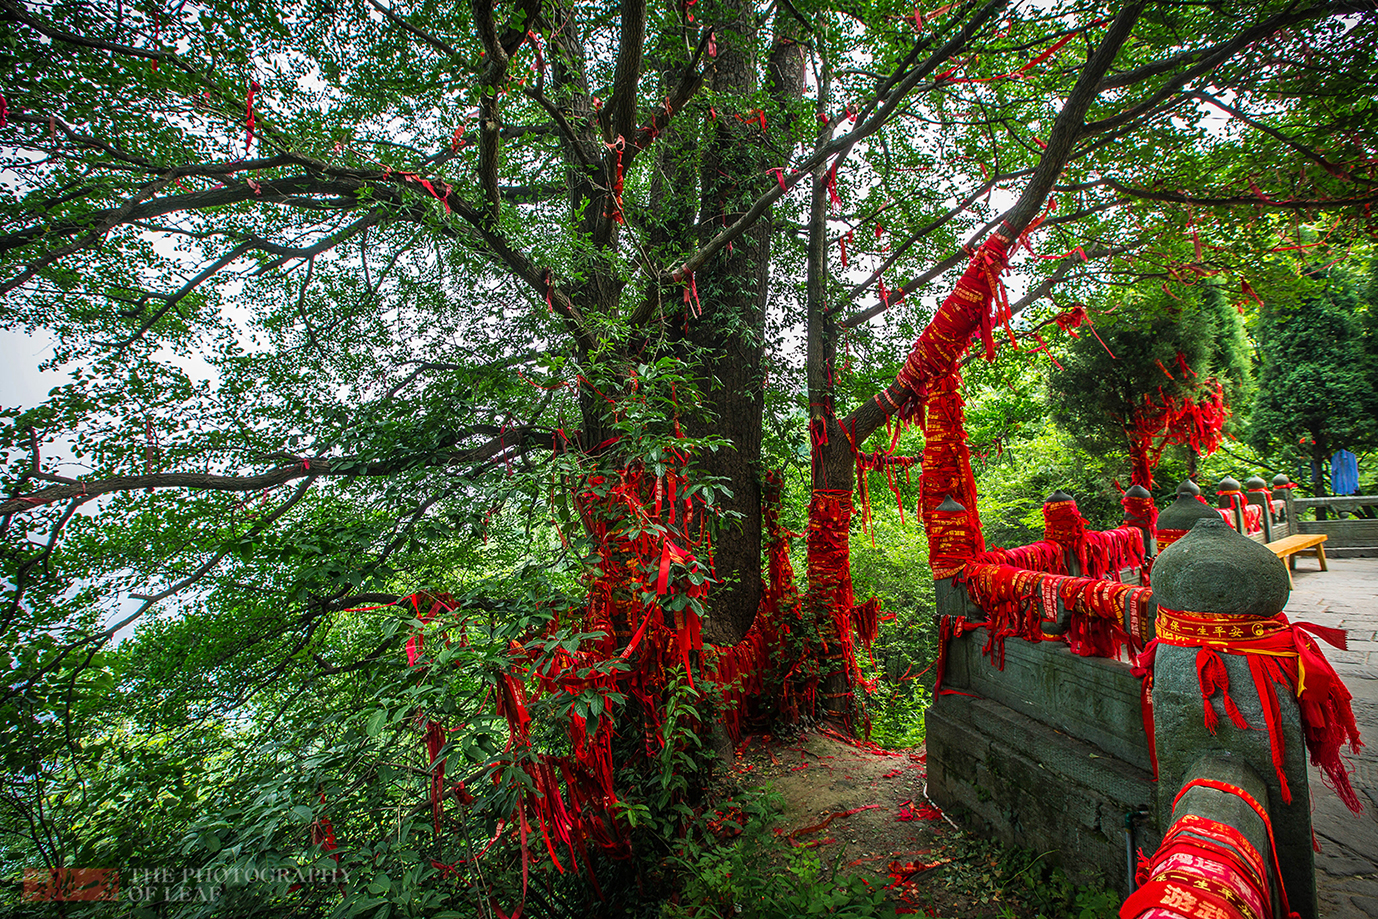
[{"left": 1153, "top": 606, "right": 1363, "bottom": 813}]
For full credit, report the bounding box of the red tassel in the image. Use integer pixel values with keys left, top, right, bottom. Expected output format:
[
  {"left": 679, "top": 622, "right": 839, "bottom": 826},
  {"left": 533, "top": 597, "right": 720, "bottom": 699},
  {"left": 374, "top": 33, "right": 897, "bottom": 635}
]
[
  {"left": 826, "top": 160, "right": 842, "bottom": 209},
  {"left": 245, "top": 80, "right": 260, "bottom": 154}
]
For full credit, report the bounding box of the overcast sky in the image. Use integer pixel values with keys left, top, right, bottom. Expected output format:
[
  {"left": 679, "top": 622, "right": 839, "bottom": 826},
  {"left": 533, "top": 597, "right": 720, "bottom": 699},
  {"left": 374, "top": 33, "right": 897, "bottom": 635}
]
[{"left": 0, "top": 327, "right": 63, "bottom": 408}]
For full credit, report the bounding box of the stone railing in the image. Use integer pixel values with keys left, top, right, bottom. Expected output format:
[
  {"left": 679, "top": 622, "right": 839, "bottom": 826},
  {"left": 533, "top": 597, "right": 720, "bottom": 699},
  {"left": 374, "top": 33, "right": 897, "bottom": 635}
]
[
  {"left": 1293, "top": 494, "right": 1378, "bottom": 557},
  {"left": 927, "top": 489, "right": 1162, "bottom": 897},
  {"left": 1206, "top": 473, "right": 1378, "bottom": 556},
  {"left": 925, "top": 490, "right": 1344, "bottom": 918}
]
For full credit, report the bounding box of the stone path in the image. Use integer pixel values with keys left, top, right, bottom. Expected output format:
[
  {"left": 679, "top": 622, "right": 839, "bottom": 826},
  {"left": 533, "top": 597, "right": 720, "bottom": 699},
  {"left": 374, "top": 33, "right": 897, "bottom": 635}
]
[{"left": 1284, "top": 557, "right": 1378, "bottom": 918}]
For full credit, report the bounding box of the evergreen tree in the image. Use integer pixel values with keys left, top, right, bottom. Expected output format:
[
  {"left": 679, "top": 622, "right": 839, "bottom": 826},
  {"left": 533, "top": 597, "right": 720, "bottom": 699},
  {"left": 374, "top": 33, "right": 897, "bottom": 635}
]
[
  {"left": 1049, "top": 278, "right": 1251, "bottom": 491},
  {"left": 1248, "top": 264, "right": 1378, "bottom": 496}
]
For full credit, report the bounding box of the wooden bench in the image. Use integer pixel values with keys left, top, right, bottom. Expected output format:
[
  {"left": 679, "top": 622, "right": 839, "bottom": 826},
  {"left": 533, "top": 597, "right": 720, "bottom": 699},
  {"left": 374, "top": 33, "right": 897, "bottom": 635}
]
[{"left": 1265, "top": 533, "right": 1328, "bottom": 587}]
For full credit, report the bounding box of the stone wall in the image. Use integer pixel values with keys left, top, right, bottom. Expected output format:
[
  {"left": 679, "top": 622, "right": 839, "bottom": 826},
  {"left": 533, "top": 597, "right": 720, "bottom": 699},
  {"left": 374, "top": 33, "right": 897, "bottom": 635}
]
[{"left": 926, "top": 631, "right": 1159, "bottom": 896}]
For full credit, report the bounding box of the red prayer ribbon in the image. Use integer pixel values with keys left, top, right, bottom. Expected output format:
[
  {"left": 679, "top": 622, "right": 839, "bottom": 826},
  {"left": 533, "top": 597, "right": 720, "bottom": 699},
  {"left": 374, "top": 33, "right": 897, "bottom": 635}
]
[
  {"left": 245, "top": 80, "right": 260, "bottom": 154},
  {"left": 1153, "top": 606, "right": 1363, "bottom": 813}
]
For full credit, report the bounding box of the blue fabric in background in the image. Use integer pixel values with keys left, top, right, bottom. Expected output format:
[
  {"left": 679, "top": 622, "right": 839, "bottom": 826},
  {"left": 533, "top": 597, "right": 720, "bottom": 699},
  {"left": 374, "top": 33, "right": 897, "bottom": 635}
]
[{"left": 1332, "top": 448, "right": 1359, "bottom": 495}]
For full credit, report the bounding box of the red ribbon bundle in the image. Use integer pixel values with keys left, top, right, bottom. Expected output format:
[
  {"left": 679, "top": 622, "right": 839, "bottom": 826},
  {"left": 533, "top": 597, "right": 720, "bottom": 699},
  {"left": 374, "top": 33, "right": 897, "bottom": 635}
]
[
  {"left": 1122, "top": 786, "right": 1287, "bottom": 919},
  {"left": 244, "top": 79, "right": 260, "bottom": 154},
  {"left": 1042, "top": 498, "right": 1089, "bottom": 572},
  {"left": 896, "top": 236, "right": 1012, "bottom": 396},
  {"left": 973, "top": 540, "right": 1066, "bottom": 574},
  {"left": 807, "top": 489, "right": 864, "bottom": 687},
  {"left": 1127, "top": 380, "right": 1229, "bottom": 489},
  {"left": 959, "top": 564, "right": 1055, "bottom": 667},
  {"left": 920, "top": 372, "right": 985, "bottom": 574},
  {"left": 1154, "top": 607, "right": 1364, "bottom": 813},
  {"left": 952, "top": 564, "right": 1147, "bottom": 668},
  {"left": 1085, "top": 527, "right": 1148, "bottom": 582},
  {"left": 1121, "top": 490, "right": 1159, "bottom": 533},
  {"left": 1042, "top": 499, "right": 1146, "bottom": 582},
  {"left": 1058, "top": 577, "right": 1143, "bottom": 658}
]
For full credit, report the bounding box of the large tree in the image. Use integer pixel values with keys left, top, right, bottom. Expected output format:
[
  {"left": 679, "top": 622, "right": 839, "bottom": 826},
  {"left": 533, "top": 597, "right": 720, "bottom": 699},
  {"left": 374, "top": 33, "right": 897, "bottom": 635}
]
[{"left": 3, "top": 0, "right": 1377, "bottom": 912}]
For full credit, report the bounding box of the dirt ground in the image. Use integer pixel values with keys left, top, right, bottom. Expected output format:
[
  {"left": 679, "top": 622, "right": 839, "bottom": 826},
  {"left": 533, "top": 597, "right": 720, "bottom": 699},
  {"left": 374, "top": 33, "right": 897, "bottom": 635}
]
[{"left": 728, "top": 728, "right": 1032, "bottom": 918}]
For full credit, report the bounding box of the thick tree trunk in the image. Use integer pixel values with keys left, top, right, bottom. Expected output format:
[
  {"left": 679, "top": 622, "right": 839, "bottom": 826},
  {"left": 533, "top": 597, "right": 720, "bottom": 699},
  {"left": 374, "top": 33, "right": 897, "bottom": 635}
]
[
  {"left": 803, "top": 55, "right": 860, "bottom": 714},
  {"left": 684, "top": 0, "right": 768, "bottom": 645}
]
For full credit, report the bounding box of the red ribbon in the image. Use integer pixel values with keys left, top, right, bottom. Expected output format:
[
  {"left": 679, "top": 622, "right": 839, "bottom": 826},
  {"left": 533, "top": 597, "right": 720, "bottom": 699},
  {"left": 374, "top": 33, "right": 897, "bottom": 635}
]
[{"left": 245, "top": 80, "right": 260, "bottom": 154}]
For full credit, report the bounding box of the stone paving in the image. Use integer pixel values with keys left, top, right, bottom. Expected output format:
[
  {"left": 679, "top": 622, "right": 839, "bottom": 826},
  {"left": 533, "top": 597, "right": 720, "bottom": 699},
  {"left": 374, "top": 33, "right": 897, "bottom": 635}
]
[{"left": 1283, "top": 557, "right": 1378, "bottom": 918}]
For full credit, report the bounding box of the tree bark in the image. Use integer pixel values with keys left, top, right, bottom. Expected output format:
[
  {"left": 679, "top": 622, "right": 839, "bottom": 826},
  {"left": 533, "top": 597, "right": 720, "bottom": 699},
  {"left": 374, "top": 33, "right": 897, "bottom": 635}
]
[{"left": 685, "top": 0, "right": 768, "bottom": 645}]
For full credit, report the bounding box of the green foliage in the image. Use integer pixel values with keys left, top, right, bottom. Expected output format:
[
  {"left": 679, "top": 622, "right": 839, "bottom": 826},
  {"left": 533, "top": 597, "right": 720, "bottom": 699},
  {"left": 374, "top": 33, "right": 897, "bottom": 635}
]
[
  {"left": 1248, "top": 262, "right": 1378, "bottom": 490},
  {"left": 665, "top": 791, "right": 896, "bottom": 919},
  {"left": 930, "top": 832, "right": 1118, "bottom": 919},
  {"left": 865, "top": 680, "right": 929, "bottom": 751}
]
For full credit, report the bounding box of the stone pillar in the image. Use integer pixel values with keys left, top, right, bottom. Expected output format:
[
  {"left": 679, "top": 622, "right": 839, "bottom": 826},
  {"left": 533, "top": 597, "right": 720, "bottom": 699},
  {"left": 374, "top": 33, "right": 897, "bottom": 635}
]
[
  {"left": 933, "top": 496, "right": 982, "bottom": 620},
  {"left": 1043, "top": 489, "right": 1083, "bottom": 576},
  {"left": 1155, "top": 481, "right": 1222, "bottom": 553},
  {"left": 1273, "top": 474, "right": 1295, "bottom": 537},
  {"left": 1149, "top": 516, "right": 1317, "bottom": 917},
  {"left": 1245, "top": 475, "right": 1273, "bottom": 541},
  {"left": 1121, "top": 482, "right": 1156, "bottom": 562},
  {"left": 1216, "top": 475, "right": 1245, "bottom": 533},
  {"left": 1125, "top": 757, "right": 1276, "bottom": 914}
]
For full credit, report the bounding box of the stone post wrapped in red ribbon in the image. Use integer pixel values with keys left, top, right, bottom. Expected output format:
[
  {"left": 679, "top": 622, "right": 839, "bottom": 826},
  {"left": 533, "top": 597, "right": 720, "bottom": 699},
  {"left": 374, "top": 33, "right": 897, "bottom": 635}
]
[{"left": 1136, "top": 515, "right": 1363, "bottom": 919}]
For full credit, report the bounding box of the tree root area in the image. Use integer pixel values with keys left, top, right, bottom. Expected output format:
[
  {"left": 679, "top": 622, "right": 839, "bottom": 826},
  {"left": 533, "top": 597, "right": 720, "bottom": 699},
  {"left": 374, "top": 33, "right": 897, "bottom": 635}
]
[{"left": 726, "top": 728, "right": 1073, "bottom": 918}]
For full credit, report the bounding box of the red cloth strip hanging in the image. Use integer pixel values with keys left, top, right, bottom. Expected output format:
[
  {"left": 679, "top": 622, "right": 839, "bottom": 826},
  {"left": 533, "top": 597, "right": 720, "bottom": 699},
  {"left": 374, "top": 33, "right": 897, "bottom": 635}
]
[
  {"left": 244, "top": 80, "right": 260, "bottom": 154},
  {"left": 1154, "top": 606, "right": 1363, "bottom": 813}
]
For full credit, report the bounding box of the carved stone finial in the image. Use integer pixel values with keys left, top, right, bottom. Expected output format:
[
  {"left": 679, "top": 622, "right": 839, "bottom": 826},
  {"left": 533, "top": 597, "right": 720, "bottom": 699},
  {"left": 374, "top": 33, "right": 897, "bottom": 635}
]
[
  {"left": 936, "top": 495, "right": 966, "bottom": 514},
  {"left": 1151, "top": 517, "right": 1290, "bottom": 617},
  {"left": 1045, "top": 490, "right": 1074, "bottom": 504},
  {"left": 1177, "top": 479, "right": 1201, "bottom": 497},
  {"left": 1158, "top": 490, "right": 1220, "bottom": 533}
]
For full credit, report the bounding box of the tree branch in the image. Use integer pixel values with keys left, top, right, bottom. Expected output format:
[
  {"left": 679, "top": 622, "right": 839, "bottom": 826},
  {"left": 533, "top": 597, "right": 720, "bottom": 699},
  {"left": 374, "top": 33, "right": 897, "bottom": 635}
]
[
  {"left": 1192, "top": 89, "right": 1364, "bottom": 183},
  {"left": 1084, "top": 2, "right": 1373, "bottom": 139},
  {"left": 841, "top": 169, "right": 1030, "bottom": 310},
  {"left": 667, "top": 0, "right": 1010, "bottom": 284},
  {"left": 1104, "top": 180, "right": 1378, "bottom": 210},
  {"left": 0, "top": 427, "right": 555, "bottom": 518},
  {"left": 365, "top": 0, "right": 459, "bottom": 57},
  {"left": 844, "top": 1, "right": 1148, "bottom": 444}
]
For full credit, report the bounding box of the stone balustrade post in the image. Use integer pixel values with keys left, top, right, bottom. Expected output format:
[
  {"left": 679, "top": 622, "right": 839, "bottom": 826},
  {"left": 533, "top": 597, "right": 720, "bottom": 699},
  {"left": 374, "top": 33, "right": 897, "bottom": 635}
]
[
  {"left": 1245, "top": 475, "right": 1273, "bottom": 541},
  {"left": 1155, "top": 480, "right": 1222, "bottom": 553},
  {"left": 1216, "top": 475, "right": 1246, "bottom": 533},
  {"left": 1273, "top": 474, "right": 1296, "bottom": 535},
  {"left": 1121, "top": 482, "right": 1156, "bottom": 571},
  {"left": 932, "top": 496, "right": 982, "bottom": 621},
  {"left": 1043, "top": 489, "right": 1083, "bottom": 576},
  {"left": 1146, "top": 516, "right": 1318, "bottom": 918}
]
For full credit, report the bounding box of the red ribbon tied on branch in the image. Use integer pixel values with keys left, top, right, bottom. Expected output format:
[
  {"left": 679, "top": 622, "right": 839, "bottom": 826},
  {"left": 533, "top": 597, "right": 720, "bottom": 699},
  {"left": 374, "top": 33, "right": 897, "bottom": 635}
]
[{"left": 245, "top": 80, "right": 260, "bottom": 155}]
